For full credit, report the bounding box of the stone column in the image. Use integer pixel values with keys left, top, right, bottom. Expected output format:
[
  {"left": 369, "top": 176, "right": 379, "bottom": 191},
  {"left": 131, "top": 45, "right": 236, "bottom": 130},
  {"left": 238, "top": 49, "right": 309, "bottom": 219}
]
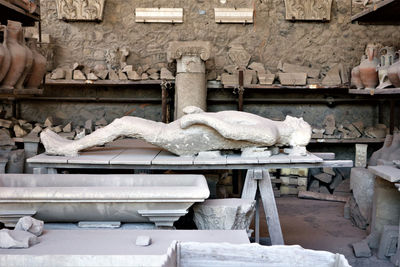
[{"left": 167, "top": 41, "right": 211, "bottom": 119}]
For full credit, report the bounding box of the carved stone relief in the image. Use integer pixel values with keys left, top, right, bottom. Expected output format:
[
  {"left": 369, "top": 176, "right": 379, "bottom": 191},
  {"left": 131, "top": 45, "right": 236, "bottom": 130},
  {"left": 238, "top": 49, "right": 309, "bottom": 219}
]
[
  {"left": 228, "top": 44, "right": 251, "bottom": 69},
  {"left": 56, "top": 0, "right": 106, "bottom": 21},
  {"left": 284, "top": 0, "right": 333, "bottom": 21}
]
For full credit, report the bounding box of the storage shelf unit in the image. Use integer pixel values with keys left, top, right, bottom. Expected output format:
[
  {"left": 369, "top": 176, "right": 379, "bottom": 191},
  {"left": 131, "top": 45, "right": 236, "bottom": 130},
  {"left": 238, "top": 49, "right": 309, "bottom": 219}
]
[
  {"left": 349, "top": 88, "right": 400, "bottom": 95},
  {"left": 351, "top": 0, "right": 400, "bottom": 24},
  {"left": 0, "top": 0, "right": 40, "bottom": 26}
]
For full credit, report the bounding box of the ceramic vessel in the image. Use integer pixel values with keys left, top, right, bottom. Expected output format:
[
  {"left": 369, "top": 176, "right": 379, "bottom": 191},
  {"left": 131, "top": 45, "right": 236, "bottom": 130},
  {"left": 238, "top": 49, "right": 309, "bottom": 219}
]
[
  {"left": 0, "top": 25, "right": 11, "bottom": 83},
  {"left": 0, "top": 21, "right": 26, "bottom": 90},
  {"left": 387, "top": 52, "right": 400, "bottom": 88},
  {"left": 378, "top": 46, "right": 395, "bottom": 86},
  {"left": 14, "top": 29, "right": 33, "bottom": 90},
  {"left": 351, "top": 66, "right": 363, "bottom": 89},
  {"left": 24, "top": 38, "right": 46, "bottom": 89},
  {"left": 8, "top": 0, "right": 37, "bottom": 13},
  {"left": 359, "top": 43, "right": 380, "bottom": 89}
]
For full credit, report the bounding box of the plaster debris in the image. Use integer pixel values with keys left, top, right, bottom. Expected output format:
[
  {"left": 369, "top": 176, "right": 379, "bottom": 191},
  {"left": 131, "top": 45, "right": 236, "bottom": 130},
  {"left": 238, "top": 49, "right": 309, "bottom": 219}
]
[
  {"left": 15, "top": 216, "right": 44, "bottom": 236},
  {"left": 0, "top": 229, "right": 39, "bottom": 249}
]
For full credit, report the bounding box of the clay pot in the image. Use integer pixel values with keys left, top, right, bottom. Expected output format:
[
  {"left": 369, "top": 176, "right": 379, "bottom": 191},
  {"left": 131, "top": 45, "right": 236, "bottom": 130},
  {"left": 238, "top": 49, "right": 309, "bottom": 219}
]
[
  {"left": 24, "top": 38, "right": 46, "bottom": 89},
  {"left": 387, "top": 52, "right": 400, "bottom": 88},
  {"left": 351, "top": 66, "right": 363, "bottom": 89},
  {"left": 14, "top": 28, "right": 33, "bottom": 90},
  {"left": 0, "top": 25, "right": 11, "bottom": 83},
  {"left": 359, "top": 44, "right": 380, "bottom": 89},
  {"left": 0, "top": 20, "right": 26, "bottom": 90},
  {"left": 8, "top": 0, "right": 37, "bottom": 13}
]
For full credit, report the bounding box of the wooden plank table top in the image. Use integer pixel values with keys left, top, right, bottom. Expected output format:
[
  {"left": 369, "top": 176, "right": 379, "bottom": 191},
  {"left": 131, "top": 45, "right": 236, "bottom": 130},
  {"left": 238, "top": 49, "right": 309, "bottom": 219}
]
[{"left": 28, "top": 139, "right": 353, "bottom": 170}]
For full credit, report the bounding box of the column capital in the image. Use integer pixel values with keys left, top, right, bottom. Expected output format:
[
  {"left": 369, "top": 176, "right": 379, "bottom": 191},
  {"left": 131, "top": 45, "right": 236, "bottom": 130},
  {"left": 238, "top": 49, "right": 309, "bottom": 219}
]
[{"left": 167, "top": 41, "right": 212, "bottom": 62}]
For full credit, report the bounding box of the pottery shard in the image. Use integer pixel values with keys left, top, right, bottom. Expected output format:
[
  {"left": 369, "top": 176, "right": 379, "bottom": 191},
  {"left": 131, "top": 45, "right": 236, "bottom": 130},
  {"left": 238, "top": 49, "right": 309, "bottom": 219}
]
[
  {"left": 50, "top": 68, "right": 66, "bottom": 80},
  {"left": 278, "top": 73, "right": 307, "bottom": 85},
  {"left": 122, "top": 65, "right": 133, "bottom": 73},
  {"left": 160, "top": 68, "right": 175, "bottom": 80},
  {"left": 141, "top": 73, "right": 149, "bottom": 80},
  {"left": 73, "top": 70, "right": 86, "bottom": 80},
  {"left": 282, "top": 63, "right": 320, "bottom": 78},
  {"left": 44, "top": 117, "right": 54, "bottom": 128},
  {"left": 14, "top": 124, "right": 27, "bottom": 138},
  {"left": 248, "top": 62, "right": 266, "bottom": 74},
  {"left": 108, "top": 70, "right": 119, "bottom": 81},
  {"left": 87, "top": 73, "right": 98, "bottom": 81},
  {"left": 322, "top": 65, "right": 342, "bottom": 86},
  {"left": 193, "top": 199, "right": 255, "bottom": 231},
  {"left": 31, "top": 125, "right": 42, "bottom": 134},
  {"left": 314, "top": 172, "right": 333, "bottom": 183},
  {"left": 127, "top": 70, "right": 141, "bottom": 81},
  {"left": 0, "top": 119, "right": 12, "bottom": 128},
  {"left": 0, "top": 229, "right": 39, "bottom": 249},
  {"left": 15, "top": 216, "right": 44, "bottom": 237}
]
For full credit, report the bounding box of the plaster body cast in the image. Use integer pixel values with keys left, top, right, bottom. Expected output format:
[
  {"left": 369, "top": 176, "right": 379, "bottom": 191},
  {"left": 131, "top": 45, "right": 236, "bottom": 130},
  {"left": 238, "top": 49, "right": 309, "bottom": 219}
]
[{"left": 41, "top": 107, "right": 312, "bottom": 157}]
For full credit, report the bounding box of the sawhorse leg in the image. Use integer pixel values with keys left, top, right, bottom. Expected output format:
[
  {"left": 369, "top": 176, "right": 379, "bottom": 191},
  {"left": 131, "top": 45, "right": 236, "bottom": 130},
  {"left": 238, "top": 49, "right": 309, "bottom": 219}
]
[{"left": 241, "top": 169, "right": 284, "bottom": 245}]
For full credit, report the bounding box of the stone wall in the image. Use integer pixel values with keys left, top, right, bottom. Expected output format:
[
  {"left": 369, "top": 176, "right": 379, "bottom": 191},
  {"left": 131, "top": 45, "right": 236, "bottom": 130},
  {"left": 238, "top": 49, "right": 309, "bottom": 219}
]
[{"left": 40, "top": 0, "right": 400, "bottom": 74}]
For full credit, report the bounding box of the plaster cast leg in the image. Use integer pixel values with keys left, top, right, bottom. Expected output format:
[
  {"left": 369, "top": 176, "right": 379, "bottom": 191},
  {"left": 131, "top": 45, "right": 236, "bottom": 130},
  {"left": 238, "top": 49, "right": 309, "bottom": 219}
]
[{"left": 41, "top": 117, "right": 164, "bottom": 156}]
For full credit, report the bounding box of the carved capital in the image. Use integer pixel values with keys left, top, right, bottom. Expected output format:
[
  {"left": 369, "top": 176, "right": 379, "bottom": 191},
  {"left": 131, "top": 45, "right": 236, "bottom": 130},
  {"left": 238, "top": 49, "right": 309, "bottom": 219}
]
[
  {"left": 167, "top": 41, "right": 212, "bottom": 62},
  {"left": 56, "top": 0, "right": 105, "bottom": 21}
]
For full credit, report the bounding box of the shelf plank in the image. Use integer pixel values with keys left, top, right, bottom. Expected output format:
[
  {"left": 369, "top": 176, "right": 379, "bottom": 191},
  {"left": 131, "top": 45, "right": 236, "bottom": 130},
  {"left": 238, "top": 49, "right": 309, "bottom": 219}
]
[
  {"left": 0, "top": 0, "right": 40, "bottom": 26},
  {"left": 349, "top": 88, "right": 400, "bottom": 95},
  {"left": 223, "top": 84, "right": 348, "bottom": 90},
  {"left": 45, "top": 79, "right": 174, "bottom": 87},
  {"left": 351, "top": 0, "right": 400, "bottom": 24}
]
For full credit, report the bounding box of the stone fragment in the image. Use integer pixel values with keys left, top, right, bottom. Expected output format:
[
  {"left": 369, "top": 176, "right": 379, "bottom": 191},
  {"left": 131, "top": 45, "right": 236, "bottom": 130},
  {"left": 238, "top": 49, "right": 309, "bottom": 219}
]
[
  {"left": 224, "top": 65, "right": 237, "bottom": 74},
  {"left": 248, "top": 62, "right": 266, "bottom": 73},
  {"left": 122, "top": 65, "right": 133, "bottom": 72},
  {"left": 108, "top": 70, "right": 119, "bottom": 81},
  {"left": 136, "top": 66, "right": 143, "bottom": 76},
  {"left": 75, "top": 128, "right": 85, "bottom": 140},
  {"left": 324, "top": 114, "right": 335, "bottom": 128},
  {"left": 146, "top": 68, "right": 158, "bottom": 75},
  {"left": 73, "top": 70, "right": 86, "bottom": 80},
  {"left": 149, "top": 73, "right": 160, "bottom": 80},
  {"left": 63, "top": 122, "right": 72, "bottom": 133},
  {"left": 193, "top": 199, "right": 255, "bottom": 234},
  {"left": 352, "top": 239, "right": 372, "bottom": 258},
  {"left": 228, "top": 44, "right": 251, "bottom": 68},
  {"left": 334, "top": 179, "right": 351, "bottom": 197},
  {"left": 350, "top": 168, "right": 375, "bottom": 224},
  {"left": 324, "top": 126, "right": 336, "bottom": 135},
  {"left": 142, "top": 64, "right": 150, "bottom": 72},
  {"left": 309, "top": 180, "right": 319, "bottom": 192},
  {"left": 73, "top": 63, "right": 84, "bottom": 70},
  {"left": 221, "top": 73, "right": 237, "bottom": 86},
  {"left": 141, "top": 73, "right": 149, "bottom": 80},
  {"left": 59, "top": 132, "right": 75, "bottom": 140},
  {"left": 329, "top": 173, "right": 343, "bottom": 190},
  {"left": 258, "top": 73, "right": 275, "bottom": 85},
  {"left": 64, "top": 69, "right": 73, "bottom": 80},
  {"left": 135, "top": 235, "right": 152, "bottom": 246},
  {"left": 0, "top": 229, "right": 39, "bottom": 249},
  {"left": 282, "top": 63, "right": 320, "bottom": 78},
  {"left": 0, "top": 129, "right": 14, "bottom": 146},
  {"left": 278, "top": 73, "right": 307, "bottom": 85},
  {"left": 126, "top": 70, "right": 141, "bottom": 81},
  {"left": 323, "top": 167, "right": 335, "bottom": 176},
  {"left": 87, "top": 73, "right": 98, "bottom": 81},
  {"left": 0, "top": 118, "right": 12, "bottom": 128},
  {"left": 118, "top": 71, "right": 128, "bottom": 80},
  {"left": 365, "top": 126, "right": 386, "bottom": 139},
  {"left": 15, "top": 216, "right": 44, "bottom": 236},
  {"left": 93, "top": 64, "right": 106, "bottom": 73},
  {"left": 96, "top": 70, "right": 109, "bottom": 80},
  {"left": 95, "top": 118, "right": 107, "bottom": 126},
  {"left": 348, "top": 196, "right": 368, "bottom": 229},
  {"left": 344, "top": 201, "right": 350, "bottom": 219},
  {"left": 50, "top": 68, "right": 66, "bottom": 80},
  {"left": 85, "top": 120, "right": 93, "bottom": 133},
  {"left": 44, "top": 117, "right": 53, "bottom": 128},
  {"left": 322, "top": 65, "right": 342, "bottom": 86},
  {"left": 314, "top": 173, "right": 333, "bottom": 183},
  {"left": 352, "top": 121, "right": 364, "bottom": 133},
  {"left": 160, "top": 68, "right": 175, "bottom": 80},
  {"left": 14, "top": 124, "right": 27, "bottom": 138},
  {"left": 52, "top": 125, "right": 62, "bottom": 133}
]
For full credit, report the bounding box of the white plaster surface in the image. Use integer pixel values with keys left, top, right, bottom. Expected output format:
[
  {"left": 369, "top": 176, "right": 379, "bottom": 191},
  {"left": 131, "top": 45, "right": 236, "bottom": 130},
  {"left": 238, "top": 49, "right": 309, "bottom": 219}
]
[{"left": 41, "top": 107, "right": 312, "bottom": 157}]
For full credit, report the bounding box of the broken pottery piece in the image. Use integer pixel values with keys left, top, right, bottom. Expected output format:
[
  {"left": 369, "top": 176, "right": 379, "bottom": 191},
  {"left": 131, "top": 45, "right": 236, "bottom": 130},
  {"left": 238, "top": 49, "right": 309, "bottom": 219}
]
[
  {"left": 14, "top": 216, "right": 44, "bottom": 236},
  {"left": 322, "top": 64, "right": 342, "bottom": 86},
  {"left": 40, "top": 107, "right": 312, "bottom": 157},
  {"left": 0, "top": 229, "right": 39, "bottom": 249},
  {"left": 278, "top": 73, "right": 307, "bottom": 86}
]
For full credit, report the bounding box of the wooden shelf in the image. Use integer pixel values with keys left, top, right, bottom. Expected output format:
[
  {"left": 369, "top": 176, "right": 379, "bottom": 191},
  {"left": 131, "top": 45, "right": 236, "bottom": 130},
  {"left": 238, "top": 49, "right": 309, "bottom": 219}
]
[
  {"left": 0, "top": 88, "right": 43, "bottom": 96},
  {"left": 349, "top": 88, "right": 400, "bottom": 95},
  {"left": 351, "top": 0, "right": 400, "bottom": 24},
  {"left": 0, "top": 0, "right": 40, "bottom": 26},
  {"left": 223, "top": 84, "right": 349, "bottom": 90},
  {"left": 45, "top": 79, "right": 174, "bottom": 87},
  {"left": 310, "top": 138, "right": 385, "bottom": 144}
]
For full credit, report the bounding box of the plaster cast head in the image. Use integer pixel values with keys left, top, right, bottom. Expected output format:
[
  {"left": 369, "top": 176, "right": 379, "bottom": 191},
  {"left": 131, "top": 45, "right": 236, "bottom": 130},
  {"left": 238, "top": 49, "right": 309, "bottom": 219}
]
[{"left": 283, "top": 116, "right": 312, "bottom": 146}]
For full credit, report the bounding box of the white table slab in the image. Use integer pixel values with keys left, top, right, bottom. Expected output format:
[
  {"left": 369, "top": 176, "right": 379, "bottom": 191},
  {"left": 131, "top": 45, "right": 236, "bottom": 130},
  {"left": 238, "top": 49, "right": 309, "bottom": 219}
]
[
  {"left": 152, "top": 150, "right": 195, "bottom": 165},
  {"left": 68, "top": 147, "right": 125, "bottom": 164},
  {"left": 369, "top": 165, "right": 400, "bottom": 183},
  {"left": 110, "top": 148, "right": 161, "bottom": 165}
]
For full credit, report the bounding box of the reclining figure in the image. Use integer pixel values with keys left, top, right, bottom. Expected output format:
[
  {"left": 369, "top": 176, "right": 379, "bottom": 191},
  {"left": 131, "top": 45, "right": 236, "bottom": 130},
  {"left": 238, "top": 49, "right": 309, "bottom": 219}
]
[{"left": 41, "top": 106, "right": 312, "bottom": 157}]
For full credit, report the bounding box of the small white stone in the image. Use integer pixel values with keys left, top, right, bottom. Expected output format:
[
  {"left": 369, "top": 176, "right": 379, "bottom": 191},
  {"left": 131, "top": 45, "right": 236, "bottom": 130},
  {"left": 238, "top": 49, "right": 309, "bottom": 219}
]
[{"left": 135, "top": 235, "right": 151, "bottom": 246}]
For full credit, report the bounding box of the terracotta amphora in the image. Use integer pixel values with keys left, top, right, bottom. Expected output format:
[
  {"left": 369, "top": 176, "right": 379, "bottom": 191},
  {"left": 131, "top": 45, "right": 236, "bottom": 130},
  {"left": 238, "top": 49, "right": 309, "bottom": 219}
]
[
  {"left": 0, "top": 25, "right": 11, "bottom": 83},
  {"left": 351, "top": 66, "right": 363, "bottom": 89},
  {"left": 0, "top": 20, "right": 26, "bottom": 90},
  {"left": 387, "top": 52, "right": 400, "bottom": 88},
  {"left": 359, "top": 43, "right": 380, "bottom": 89},
  {"left": 25, "top": 38, "right": 46, "bottom": 89},
  {"left": 14, "top": 28, "right": 33, "bottom": 90}
]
